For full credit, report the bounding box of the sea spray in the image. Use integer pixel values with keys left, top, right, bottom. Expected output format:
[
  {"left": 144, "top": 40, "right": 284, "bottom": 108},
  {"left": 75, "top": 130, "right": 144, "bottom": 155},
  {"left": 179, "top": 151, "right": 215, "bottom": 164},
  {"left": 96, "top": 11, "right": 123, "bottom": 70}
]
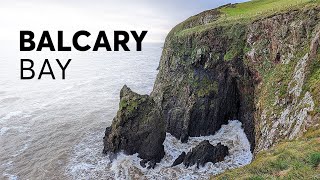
[{"left": 66, "top": 120, "right": 252, "bottom": 180}]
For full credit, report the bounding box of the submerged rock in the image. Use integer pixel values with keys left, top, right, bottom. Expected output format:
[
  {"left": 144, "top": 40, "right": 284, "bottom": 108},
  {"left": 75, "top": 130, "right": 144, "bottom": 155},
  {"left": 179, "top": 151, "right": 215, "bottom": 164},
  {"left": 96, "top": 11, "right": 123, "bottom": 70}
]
[
  {"left": 183, "top": 141, "right": 229, "bottom": 168},
  {"left": 103, "top": 85, "right": 166, "bottom": 166}
]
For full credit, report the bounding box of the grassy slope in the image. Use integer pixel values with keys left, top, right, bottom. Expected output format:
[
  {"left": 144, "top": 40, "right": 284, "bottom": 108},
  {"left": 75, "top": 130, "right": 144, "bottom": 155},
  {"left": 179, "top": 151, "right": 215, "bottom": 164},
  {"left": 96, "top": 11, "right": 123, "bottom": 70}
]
[
  {"left": 219, "top": 0, "right": 313, "bottom": 23},
  {"left": 214, "top": 129, "right": 320, "bottom": 179},
  {"left": 176, "top": 0, "right": 320, "bottom": 36},
  {"left": 207, "top": 0, "right": 320, "bottom": 179}
]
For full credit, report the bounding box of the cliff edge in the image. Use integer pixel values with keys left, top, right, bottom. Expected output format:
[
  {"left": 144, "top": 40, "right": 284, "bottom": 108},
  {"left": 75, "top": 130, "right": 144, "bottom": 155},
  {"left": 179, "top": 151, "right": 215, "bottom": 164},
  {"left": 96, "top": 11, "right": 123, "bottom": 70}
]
[{"left": 103, "top": 0, "right": 320, "bottom": 175}]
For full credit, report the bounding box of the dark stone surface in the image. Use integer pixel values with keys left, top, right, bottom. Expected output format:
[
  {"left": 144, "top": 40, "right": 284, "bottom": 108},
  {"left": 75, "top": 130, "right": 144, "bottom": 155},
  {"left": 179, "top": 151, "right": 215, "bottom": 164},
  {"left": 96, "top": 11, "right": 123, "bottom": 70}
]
[
  {"left": 150, "top": 25, "right": 256, "bottom": 152},
  {"left": 103, "top": 85, "right": 166, "bottom": 166},
  {"left": 140, "top": 159, "right": 148, "bottom": 168},
  {"left": 183, "top": 141, "right": 229, "bottom": 168},
  {"left": 147, "top": 159, "right": 157, "bottom": 169},
  {"left": 171, "top": 152, "right": 186, "bottom": 167}
]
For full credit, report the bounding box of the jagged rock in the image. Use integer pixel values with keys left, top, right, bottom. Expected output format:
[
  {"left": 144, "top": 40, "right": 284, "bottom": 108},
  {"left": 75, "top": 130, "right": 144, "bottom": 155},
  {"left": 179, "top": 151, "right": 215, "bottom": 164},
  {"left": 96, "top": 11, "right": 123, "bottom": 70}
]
[
  {"left": 151, "top": 23, "right": 256, "bottom": 151},
  {"left": 147, "top": 159, "right": 157, "bottom": 169},
  {"left": 171, "top": 152, "right": 186, "bottom": 167},
  {"left": 140, "top": 159, "right": 148, "bottom": 168},
  {"left": 183, "top": 141, "right": 229, "bottom": 168},
  {"left": 103, "top": 85, "right": 165, "bottom": 166}
]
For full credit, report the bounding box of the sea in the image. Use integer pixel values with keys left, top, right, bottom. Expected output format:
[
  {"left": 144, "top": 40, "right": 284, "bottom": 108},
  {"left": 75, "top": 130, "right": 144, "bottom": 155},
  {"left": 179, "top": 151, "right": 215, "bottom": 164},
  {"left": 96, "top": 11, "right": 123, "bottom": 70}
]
[{"left": 0, "top": 42, "right": 252, "bottom": 180}]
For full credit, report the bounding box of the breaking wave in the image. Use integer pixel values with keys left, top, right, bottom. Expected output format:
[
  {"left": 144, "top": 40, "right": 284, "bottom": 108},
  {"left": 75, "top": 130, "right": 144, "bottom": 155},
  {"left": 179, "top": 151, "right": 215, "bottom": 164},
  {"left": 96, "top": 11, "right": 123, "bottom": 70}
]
[{"left": 66, "top": 120, "right": 252, "bottom": 180}]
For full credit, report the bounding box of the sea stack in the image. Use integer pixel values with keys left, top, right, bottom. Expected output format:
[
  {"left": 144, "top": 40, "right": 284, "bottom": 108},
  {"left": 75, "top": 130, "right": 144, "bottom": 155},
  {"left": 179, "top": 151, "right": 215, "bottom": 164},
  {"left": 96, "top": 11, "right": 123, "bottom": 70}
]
[{"left": 103, "top": 85, "right": 165, "bottom": 165}]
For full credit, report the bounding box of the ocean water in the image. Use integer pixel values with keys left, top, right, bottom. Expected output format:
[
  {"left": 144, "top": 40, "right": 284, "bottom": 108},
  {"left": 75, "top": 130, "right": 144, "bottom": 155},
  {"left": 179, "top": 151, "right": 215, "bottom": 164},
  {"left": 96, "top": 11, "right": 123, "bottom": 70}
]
[
  {"left": 66, "top": 120, "right": 252, "bottom": 180},
  {"left": 0, "top": 42, "right": 252, "bottom": 180}
]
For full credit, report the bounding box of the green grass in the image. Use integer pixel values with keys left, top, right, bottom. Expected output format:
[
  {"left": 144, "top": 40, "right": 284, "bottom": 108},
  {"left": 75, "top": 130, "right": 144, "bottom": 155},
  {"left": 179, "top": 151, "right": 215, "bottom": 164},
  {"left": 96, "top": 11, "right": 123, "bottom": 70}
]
[
  {"left": 219, "top": 0, "right": 313, "bottom": 23},
  {"left": 214, "top": 129, "right": 320, "bottom": 179},
  {"left": 310, "top": 152, "right": 320, "bottom": 167},
  {"left": 174, "top": 0, "right": 320, "bottom": 37}
]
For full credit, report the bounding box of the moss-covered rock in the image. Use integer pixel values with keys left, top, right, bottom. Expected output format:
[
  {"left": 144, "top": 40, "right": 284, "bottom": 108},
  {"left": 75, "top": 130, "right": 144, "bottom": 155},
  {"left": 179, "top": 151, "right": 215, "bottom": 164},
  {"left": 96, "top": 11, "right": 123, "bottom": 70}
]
[
  {"left": 103, "top": 85, "right": 165, "bottom": 165},
  {"left": 152, "top": 17, "right": 256, "bottom": 150}
]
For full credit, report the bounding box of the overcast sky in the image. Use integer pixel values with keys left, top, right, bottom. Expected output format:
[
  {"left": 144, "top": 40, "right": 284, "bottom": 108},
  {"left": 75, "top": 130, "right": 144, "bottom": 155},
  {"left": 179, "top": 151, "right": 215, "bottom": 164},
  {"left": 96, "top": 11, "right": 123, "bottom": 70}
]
[{"left": 0, "top": 0, "right": 248, "bottom": 43}]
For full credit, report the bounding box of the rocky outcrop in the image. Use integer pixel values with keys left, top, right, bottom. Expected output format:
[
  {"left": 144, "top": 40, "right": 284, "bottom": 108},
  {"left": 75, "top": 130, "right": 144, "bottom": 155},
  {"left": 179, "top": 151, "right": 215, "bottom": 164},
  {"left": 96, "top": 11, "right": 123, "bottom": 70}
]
[
  {"left": 171, "top": 152, "right": 186, "bottom": 167},
  {"left": 183, "top": 141, "right": 229, "bottom": 168},
  {"left": 103, "top": 85, "right": 165, "bottom": 164},
  {"left": 170, "top": 141, "right": 229, "bottom": 168},
  {"left": 103, "top": 2, "right": 320, "bottom": 166}
]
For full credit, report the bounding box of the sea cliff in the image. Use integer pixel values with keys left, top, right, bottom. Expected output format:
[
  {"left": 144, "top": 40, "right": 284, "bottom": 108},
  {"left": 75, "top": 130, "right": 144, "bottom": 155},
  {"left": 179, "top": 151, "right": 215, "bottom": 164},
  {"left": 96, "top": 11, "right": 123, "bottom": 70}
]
[{"left": 103, "top": 0, "right": 320, "bottom": 178}]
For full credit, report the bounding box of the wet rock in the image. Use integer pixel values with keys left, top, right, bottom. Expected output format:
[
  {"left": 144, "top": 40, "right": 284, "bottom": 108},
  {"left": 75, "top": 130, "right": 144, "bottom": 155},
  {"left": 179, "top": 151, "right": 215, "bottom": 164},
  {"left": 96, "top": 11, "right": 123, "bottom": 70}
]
[
  {"left": 147, "top": 159, "right": 157, "bottom": 169},
  {"left": 171, "top": 152, "right": 186, "bottom": 167},
  {"left": 140, "top": 159, "right": 148, "bottom": 168},
  {"left": 103, "top": 85, "right": 166, "bottom": 165},
  {"left": 181, "top": 134, "right": 189, "bottom": 143},
  {"left": 107, "top": 152, "right": 117, "bottom": 162},
  {"left": 183, "top": 141, "right": 229, "bottom": 168}
]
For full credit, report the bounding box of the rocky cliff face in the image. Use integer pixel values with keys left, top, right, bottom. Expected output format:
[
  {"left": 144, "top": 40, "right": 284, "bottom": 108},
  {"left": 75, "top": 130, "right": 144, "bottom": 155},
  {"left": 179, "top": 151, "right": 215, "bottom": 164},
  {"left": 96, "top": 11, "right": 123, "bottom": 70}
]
[
  {"left": 103, "top": 2, "right": 320, "bottom": 165},
  {"left": 151, "top": 23, "right": 256, "bottom": 151},
  {"left": 246, "top": 8, "right": 319, "bottom": 152}
]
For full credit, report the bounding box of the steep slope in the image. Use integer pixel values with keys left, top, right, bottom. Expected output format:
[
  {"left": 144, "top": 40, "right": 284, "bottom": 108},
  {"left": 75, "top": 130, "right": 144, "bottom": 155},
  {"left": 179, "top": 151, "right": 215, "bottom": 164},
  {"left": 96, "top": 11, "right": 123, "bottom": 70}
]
[
  {"left": 103, "top": 0, "right": 320, "bottom": 171},
  {"left": 215, "top": 129, "right": 320, "bottom": 179},
  {"left": 151, "top": 0, "right": 320, "bottom": 154}
]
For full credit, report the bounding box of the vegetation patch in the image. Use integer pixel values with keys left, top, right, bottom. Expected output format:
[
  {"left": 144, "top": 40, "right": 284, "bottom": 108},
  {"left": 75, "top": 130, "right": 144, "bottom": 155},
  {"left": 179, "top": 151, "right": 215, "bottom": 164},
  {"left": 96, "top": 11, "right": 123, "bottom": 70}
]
[
  {"left": 173, "top": 0, "right": 320, "bottom": 37},
  {"left": 309, "top": 152, "right": 320, "bottom": 167},
  {"left": 119, "top": 96, "right": 147, "bottom": 114},
  {"left": 214, "top": 129, "right": 320, "bottom": 179}
]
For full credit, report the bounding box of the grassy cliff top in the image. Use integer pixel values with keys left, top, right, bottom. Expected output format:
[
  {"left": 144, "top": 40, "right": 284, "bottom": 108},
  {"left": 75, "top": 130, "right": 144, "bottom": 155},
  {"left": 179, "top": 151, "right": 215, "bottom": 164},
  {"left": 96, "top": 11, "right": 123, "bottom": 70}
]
[{"left": 172, "top": 0, "right": 320, "bottom": 37}]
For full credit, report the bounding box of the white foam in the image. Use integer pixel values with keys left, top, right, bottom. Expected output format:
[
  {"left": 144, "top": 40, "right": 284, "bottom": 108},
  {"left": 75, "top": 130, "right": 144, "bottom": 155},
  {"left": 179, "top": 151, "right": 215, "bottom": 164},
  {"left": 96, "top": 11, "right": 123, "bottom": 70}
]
[
  {"left": 0, "top": 126, "right": 27, "bottom": 136},
  {"left": 1, "top": 161, "right": 18, "bottom": 180},
  {"left": 1, "top": 111, "right": 23, "bottom": 121},
  {"left": 66, "top": 120, "right": 252, "bottom": 180},
  {"left": 0, "top": 127, "right": 10, "bottom": 136},
  {"left": 11, "top": 143, "right": 29, "bottom": 157},
  {"left": 3, "top": 173, "right": 18, "bottom": 180}
]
